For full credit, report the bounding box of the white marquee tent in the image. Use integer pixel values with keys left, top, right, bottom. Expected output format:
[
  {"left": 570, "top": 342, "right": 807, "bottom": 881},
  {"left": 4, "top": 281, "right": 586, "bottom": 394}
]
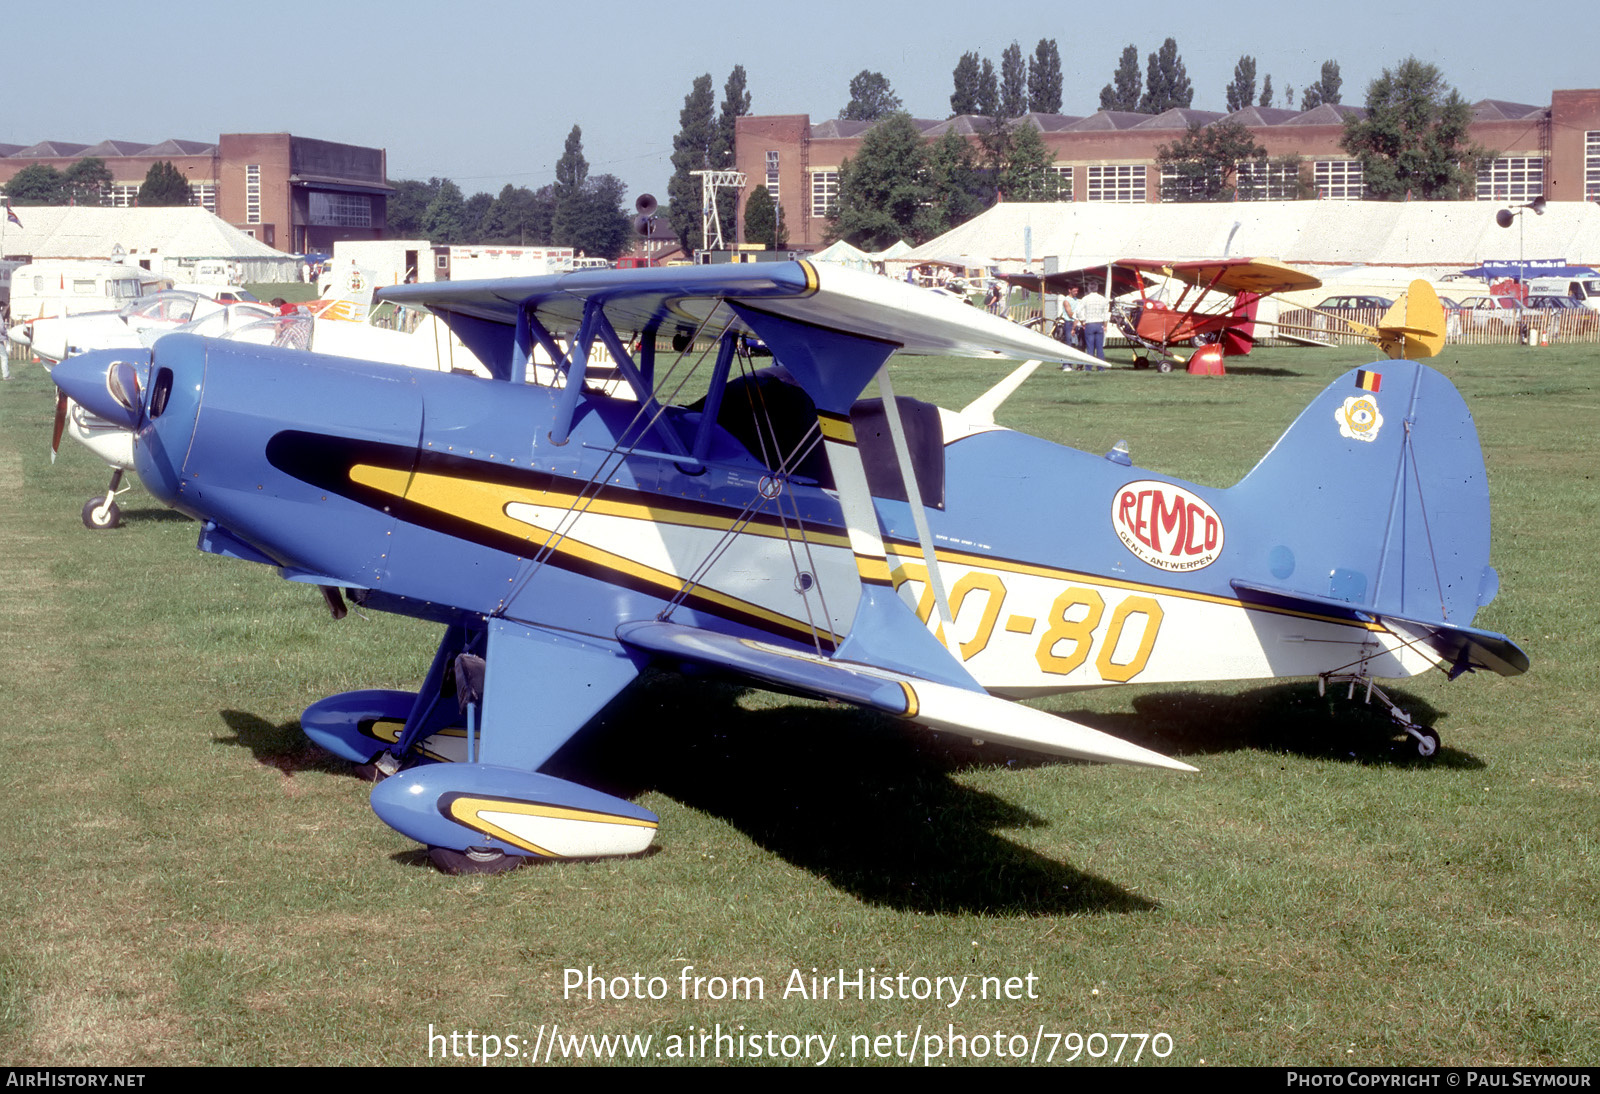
[
  {"left": 0, "top": 206, "right": 300, "bottom": 283},
  {"left": 903, "top": 200, "right": 1600, "bottom": 279}
]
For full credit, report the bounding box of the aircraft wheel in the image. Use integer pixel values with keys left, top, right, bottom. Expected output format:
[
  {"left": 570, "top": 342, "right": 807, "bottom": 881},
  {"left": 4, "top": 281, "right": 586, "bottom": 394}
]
[
  {"left": 1157, "top": 361, "right": 1173, "bottom": 374},
  {"left": 428, "top": 845, "right": 527, "bottom": 876},
  {"left": 82, "top": 496, "right": 121, "bottom": 530},
  {"left": 1132, "top": 355, "right": 1148, "bottom": 369},
  {"left": 1414, "top": 729, "right": 1441, "bottom": 759}
]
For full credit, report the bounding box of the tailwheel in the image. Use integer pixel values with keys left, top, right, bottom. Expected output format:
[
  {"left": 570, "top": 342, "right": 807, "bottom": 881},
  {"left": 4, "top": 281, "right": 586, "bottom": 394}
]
[
  {"left": 1156, "top": 360, "right": 1173, "bottom": 373},
  {"left": 428, "top": 845, "right": 531, "bottom": 876},
  {"left": 1411, "top": 728, "right": 1441, "bottom": 759},
  {"left": 82, "top": 496, "right": 121, "bottom": 529}
]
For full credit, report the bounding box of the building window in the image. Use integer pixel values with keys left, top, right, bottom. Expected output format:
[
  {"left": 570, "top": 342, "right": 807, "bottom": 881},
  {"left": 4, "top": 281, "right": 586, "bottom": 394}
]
[
  {"left": 1476, "top": 155, "right": 1543, "bottom": 202},
  {"left": 1235, "top": 160, "right": 1300, "bottom": 201},
  {"left": 104, "top": 183, "right": 139, "bottom": 208},
  {"left": 1086, "top": 164, "right": 1146, "bottom": 203},
  {"left": 309, "top": 192, "right": 372, "bottom": 228},
  {"left": 765, "top": 151, "right": 780, "bottom": 200},
  {"left": 1159, "top": 164, "right": 1219, "bottom": 202},
  {"left": 1051, "top": 166, "right": 1073, "bottom": 202},
  {"left": 1587, "top": 132, "right": 1600, "bottom": 202},
  {"left": 1314, "top": 159, "right": 1364, "bottom": 200},
  {"left": 188, "top": 182, "right": 216, "bottom": 213},
  {"left": 246, "top": 164, "right": 261, "bottom": 224},
  {"left": 810, "top": 170, "right": 839, "bottom": 218}
]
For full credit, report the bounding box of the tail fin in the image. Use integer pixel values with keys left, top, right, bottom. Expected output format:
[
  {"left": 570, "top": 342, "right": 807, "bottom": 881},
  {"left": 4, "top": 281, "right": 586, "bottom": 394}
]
[
  {"left": 1221, "top": 291, "right": 1259, "bottom": 356},
  {"left": 1227, "top": 360, "right": 1500, "bottom": 636}
]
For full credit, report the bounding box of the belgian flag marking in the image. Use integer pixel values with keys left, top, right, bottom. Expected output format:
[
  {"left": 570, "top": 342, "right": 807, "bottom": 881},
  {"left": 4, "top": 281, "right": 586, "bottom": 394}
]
[{"left": 1355, "top": 369, "right": 1382, "bottom": 393}]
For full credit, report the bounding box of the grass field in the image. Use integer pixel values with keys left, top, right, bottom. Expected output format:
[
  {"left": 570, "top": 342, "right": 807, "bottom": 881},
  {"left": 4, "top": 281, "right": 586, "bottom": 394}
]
[{"left": 0, "top": 341, "right": 1594, "bottom": 1067}]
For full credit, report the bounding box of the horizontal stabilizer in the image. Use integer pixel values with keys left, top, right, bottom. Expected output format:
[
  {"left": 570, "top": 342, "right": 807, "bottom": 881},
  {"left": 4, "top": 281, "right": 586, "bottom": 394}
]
[
  {"left": 1232, "top": 580, "right": 1527, "bottom": 678},
  {"left": 617, "top": 620, "right": 1196, "bottom": 771}
]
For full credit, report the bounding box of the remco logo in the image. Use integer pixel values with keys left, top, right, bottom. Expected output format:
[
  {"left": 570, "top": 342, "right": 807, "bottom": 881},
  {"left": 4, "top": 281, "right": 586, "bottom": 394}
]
[{"left": 1112, "top": 481, "right": 1224, "bottom": 572}]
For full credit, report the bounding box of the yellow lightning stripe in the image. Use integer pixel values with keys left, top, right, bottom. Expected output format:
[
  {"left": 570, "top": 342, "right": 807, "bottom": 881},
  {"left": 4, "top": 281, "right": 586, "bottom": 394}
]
[
  {"left": 447, "top": 796, "right": 658, "bottom": 858},
  {"left": 349, "top": 464, "right": 841, "bottom": 643}
]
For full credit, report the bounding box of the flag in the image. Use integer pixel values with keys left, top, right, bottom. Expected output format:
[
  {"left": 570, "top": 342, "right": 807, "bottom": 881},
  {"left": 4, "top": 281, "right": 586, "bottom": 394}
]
[
  {"left": 4, "top": 201, "right": 20, "bottom": 228},
  {"left": 1355, "top": 369, "right": 1382, "bottom": 393}
]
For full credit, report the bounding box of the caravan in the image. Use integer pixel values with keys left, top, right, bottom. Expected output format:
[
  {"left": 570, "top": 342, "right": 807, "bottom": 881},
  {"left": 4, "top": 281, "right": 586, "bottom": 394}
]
[{"left": 8, "top": 261, "right": 165, "bottom": 322}]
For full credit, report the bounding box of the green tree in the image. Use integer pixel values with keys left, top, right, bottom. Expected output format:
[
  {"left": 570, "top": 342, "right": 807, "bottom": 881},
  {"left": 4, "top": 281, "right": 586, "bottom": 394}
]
[
  {"left": 1341, "top": 57, "right": 1485, "bottom": 200},
  {"left": 1099, "top": 45, "right": 1141, "bottom": 112},
  {"left": 1226, "top": 56, "right": 1257, "bottom": 113},
  {"left": 1156, "top": 120, "right": 1266, "bottom": 201},
  {"left": 839, "top": 70, "right": 902, "bottom": 121},
  {"left": 976, "top": 59, "right": 999, "bottom": 117},
  {"left": 997, "top": 123, "right": 1059, "bottom": 201},
  {"left": 137, "top": 160, "right": 191, "bottom": 207},
  {"left": 1000, "top": 41, "right": 1027, "bottom": 118},
  {"left": 421, "top": 179, "right": 467, "bottom": 243},
  {"left": 667, "top": 74, "right": 717, "bottom": 251},
  {"left": 829, "top": 113, "right": 930, "bottom": 250},
  {"left": 3, "top": 164, "right": 66, "bottom": 205},
  {"left": 1302, "top": 60, "right": 1342, "bottom": 109},
  {"left": 386, "top": 178, "right": 441, "bottom": 237},
  {"left": 63, "top": 158, "right": 112, "bottom": 204},
  {"left": 1139, "top": 38, "right": 1192, "bottom": 113},
  {"left": 554, "top": 173, "right": 630, "bottom": 259},
  {"left": 554, "top": 125, "right": 588, "bottom": 207},
  {"left": 1259, "top": 75, "right": 1274, "bottom": 109},
  {"left": 714, "top": 66, "right": 751, "bottom": 240},
  {"left": 951, "top": 52, "right": 982, "bottom": 115},
  {"left": 482, "top": 184, "right": 543, "bottom": 244},
  {"left": 1028, "top": 40, "right": 1062, "bottom": 114},
  {"left": 920, "top": 129, "right": 991, "bottom": 238},
  {"left": 463, "top": 191, "right": 493, "bottom": 241},
  {"left": 742, "top": 184, "right": 786, "bottom": 249}
]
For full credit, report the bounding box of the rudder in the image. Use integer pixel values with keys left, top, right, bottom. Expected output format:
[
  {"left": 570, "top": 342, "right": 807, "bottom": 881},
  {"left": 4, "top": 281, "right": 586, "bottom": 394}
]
[{"left": 1226, "top": 360, "right": 1497, "bottom": 630}]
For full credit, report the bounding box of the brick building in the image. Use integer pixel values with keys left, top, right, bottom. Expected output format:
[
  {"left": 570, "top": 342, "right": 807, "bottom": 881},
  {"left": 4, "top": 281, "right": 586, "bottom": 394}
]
[
  {"left": 0, "top": 132, "right": 391, "bottom": 254},
  {"left": 736, "top": 89, "right": 1600, "bottom": 250}
]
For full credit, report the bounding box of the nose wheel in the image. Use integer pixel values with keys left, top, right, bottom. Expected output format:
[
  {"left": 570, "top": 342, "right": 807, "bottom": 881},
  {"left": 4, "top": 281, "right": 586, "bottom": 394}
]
[{"left": 81, "top": 469, "right": 129, "bottom": 530}]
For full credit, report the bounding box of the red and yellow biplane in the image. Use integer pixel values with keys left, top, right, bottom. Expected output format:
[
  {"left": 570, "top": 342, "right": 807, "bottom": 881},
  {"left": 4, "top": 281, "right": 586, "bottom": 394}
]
[{"left": 1003, "top": 257, "right": 1323, "bottom": 371}]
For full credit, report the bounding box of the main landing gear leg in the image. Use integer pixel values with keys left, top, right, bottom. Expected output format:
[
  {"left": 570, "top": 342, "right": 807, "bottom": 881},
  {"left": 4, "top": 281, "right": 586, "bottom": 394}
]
[{"left": 1318, "top": 672, "right": 1439, "bottom": 758}]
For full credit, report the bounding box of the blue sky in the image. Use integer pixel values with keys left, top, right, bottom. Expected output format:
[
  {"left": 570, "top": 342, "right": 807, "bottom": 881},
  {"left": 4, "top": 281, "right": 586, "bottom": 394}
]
[{"left": 6, "top": 1, "right": 1588, "bottom": 201}]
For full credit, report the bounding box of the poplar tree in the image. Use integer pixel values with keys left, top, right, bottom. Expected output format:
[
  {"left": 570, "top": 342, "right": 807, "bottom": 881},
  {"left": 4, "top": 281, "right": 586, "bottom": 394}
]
[
  {"left": 1138, "top": 38, "right": 1192, "bottom": 113},
  {"left": 1226, "top": 56, "right": 1257, "bottom": 113},
  {"left": 1028, "top": 39, "right": 1063, "bottom": 114},
  {"left": 1099, "top": 46, "right": 1141, "bottom": 112},
  {"left": 1000, "top": 41, "right": 1028, "bottom": 118},
  {"left": 951, "top": 52, "right": 982, "bottom": 116},
  {"left": 667, "top": 74, "right": 717, "bottom": 251}
]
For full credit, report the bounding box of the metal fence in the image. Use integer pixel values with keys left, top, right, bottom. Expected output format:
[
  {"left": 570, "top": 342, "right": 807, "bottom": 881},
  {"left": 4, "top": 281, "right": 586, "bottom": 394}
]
[{"left": 1275, "top": 306, "right": 1600, "bottom": 347}]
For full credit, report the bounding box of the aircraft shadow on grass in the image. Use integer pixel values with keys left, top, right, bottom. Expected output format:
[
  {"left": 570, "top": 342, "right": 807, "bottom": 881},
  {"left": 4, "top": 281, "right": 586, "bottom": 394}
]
[
  {"left": 218, "top": 684, "right": 1156, "bottom": 916},
  {"left": 1073, "top": 682, "right": 1486, "bottom": 770},
  {"left": 219, "top": 666, "right": 1477, "bottom": 913}
]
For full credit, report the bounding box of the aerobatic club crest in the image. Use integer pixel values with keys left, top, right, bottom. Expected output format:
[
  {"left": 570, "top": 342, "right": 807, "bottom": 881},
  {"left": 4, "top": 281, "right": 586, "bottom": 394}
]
[
  {"left": 1112, "top": 481, "right": 1224, "bottom": 572},
  {"left": 1336, "top": 394, "right": 1383, "bottom": 443}
]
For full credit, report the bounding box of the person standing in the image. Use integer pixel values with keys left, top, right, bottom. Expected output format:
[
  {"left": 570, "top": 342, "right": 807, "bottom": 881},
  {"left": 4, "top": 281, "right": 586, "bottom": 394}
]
[{"left": 1078, "top": 283, "right": 1110, "bottom": 367}]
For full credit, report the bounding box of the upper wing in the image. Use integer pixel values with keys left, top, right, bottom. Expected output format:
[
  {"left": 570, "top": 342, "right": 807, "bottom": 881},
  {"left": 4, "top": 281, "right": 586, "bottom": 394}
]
[
  {"left": 1004, "top": 258, "right": 1321, "bottom": 299},
  {"left": 1120, "top": 257, "right": 1323, "bottom": 296},
  {"left": 617, "top": 619, "right": 1197, "bottom": 772},
  {"left": 377, "top": 260, "right": 1083, "bottom": 365}
]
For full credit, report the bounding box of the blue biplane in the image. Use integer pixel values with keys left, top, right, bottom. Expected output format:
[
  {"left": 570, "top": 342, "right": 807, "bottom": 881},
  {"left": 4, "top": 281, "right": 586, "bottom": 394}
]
[{"left": 51, "top": 262, "right": 1527, "bottom": 872}]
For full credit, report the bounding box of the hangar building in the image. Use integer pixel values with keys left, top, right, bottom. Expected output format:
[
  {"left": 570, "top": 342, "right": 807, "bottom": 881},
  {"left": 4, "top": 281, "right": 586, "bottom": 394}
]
[{"left": 0, "top": 133, "right": 391, "bottom": 255}]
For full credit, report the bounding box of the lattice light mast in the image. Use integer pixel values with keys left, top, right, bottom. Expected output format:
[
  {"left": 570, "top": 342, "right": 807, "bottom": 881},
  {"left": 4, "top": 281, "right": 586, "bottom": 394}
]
[{"left": 691, "top": 170, "right": 746, "bottom": 251}]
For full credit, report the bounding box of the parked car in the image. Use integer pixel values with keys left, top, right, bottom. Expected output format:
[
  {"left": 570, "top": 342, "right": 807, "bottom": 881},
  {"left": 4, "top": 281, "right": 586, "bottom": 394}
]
[
  {"left": 1456, "top": 295, "right": 1528, "bottom": 333},
  {"left": 1312, "top": 295, "right": 1394, "bottom": 315}
]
